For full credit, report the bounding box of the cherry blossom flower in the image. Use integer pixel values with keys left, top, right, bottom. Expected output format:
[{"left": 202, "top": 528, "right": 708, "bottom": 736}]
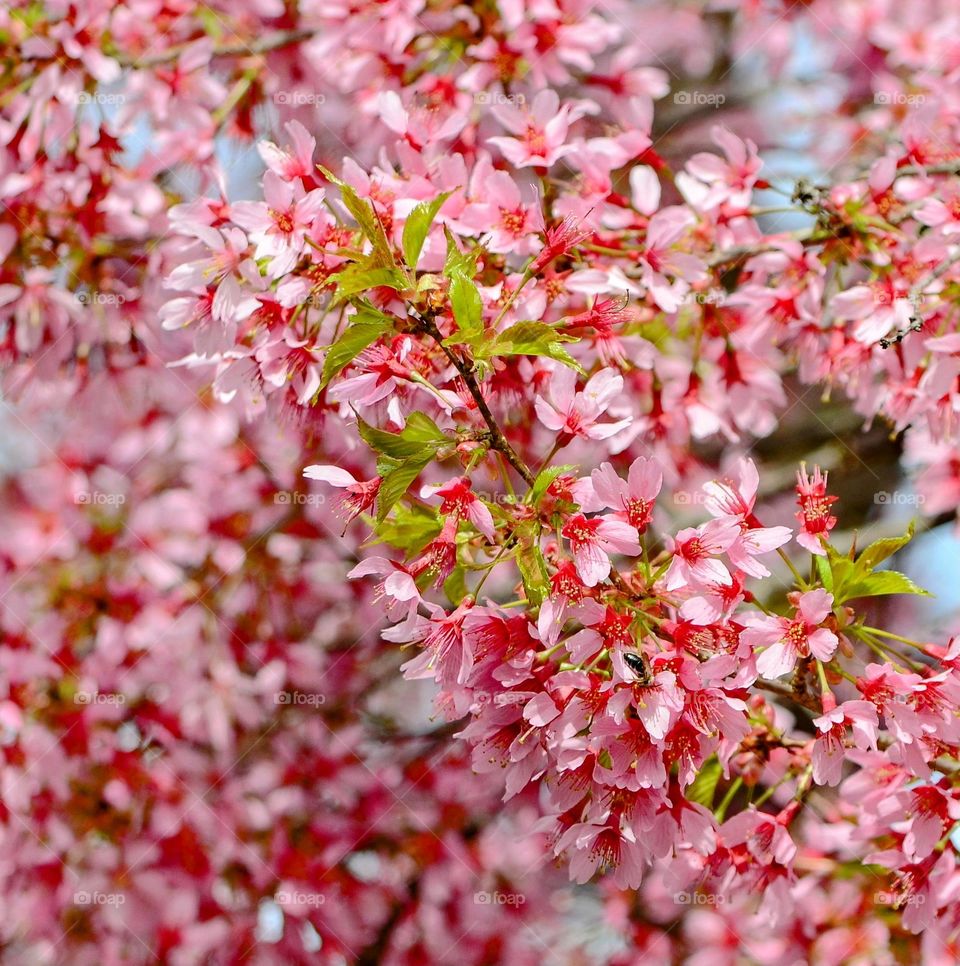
[
  {"left": 662, "top": 518, "right": 741, "bottom": 591},
  {"left": 794, "top": 464, "right": 838, "bottom": 555},
  {"left": 487, "top": 90, "right": 582, "bottom": 169},
  {"left": 534, "top": 366, "right": 631, "bottom": 441},
  {"left": 742, "top": 589, "right": 839, "bottom": 679},
  {"left": 304, "top": 464, "right": 382, "bottom": 526},
  {"left": 231, "top": 171, "right": 326, "bottom": 276},
  {"left": 421, "top": 476, "right": 495, "bottom": 541},
  {"left": 561, "top": 513, "right": 642, "bottom": 586}
]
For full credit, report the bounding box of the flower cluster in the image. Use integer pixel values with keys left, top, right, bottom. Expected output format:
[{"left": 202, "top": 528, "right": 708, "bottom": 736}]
[{"left": 4, "top": 0, "right": 960, "bottom": 962}]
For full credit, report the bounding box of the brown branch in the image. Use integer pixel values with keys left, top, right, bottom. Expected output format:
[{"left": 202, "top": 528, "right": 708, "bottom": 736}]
[
  {"left": 413, "top": 312, "right": 536, "bottom": 486},
  {"left": 111, "top": 29, "right": 315, "bottom": 68}
]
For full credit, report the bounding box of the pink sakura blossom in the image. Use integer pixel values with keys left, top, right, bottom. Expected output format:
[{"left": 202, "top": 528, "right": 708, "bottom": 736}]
[
  {"left": 557, "top": 820, "right": 648, "bottom": 889},
  {"left": 794, "top": 463, "right": 838, "bottom": 555},
  {"left": 585, "top": 456, "right": 663, "bottom": 534},
  {"left": 741, "top": 589, "right": 839, "bottom": 679},
  {"left": 346, "top": 555, "right": 419, "bottom": 607},
  {"left": 487, "top": 90, "right": 584, "bottom": 169},
  {"left": 231, "top": 171, "right": 326, "bottom": 276},
  {"left": 534, "top": 366, "right": 631, "bottom": 441},
  {"left": 388, "top": 598, "right": 478, "bottom": 689},
  {"left": 421, "top": 476, "right": 495, "bottom": 541},
  {"left": 662, "top": 518, "right": 741, "bottom": 591},
  {"left": 702, "top": 459, "right": 792, "bottom": 578},
  {"left": 13, "top": 0, "right": 960, "bottom": 956},
  {"left": 678, "top": 126, "right": 764, "bottom": 209},
  {"left": 528, "top": 215, "right": 592, "bottom": 276},
  {"left": 561, "top": 513, "right": 642, "bottom": 586},
  {"left": 455, "top": 158, "right": 545, "bottom": 255},
  {"left": 721, "top": 808, "right": 797, "bottom": 867},
  {"left": 811, "top": 699, "right": 879, "bottom": 786},
  {"left": 258, "top": 119, "right": 319, "bottom": 183},
  {"left": 637, "top": 207, "right": 707, "bottom": 312},
  {"left": 304, "top": 464, "right": 382, "bottom": 527}
]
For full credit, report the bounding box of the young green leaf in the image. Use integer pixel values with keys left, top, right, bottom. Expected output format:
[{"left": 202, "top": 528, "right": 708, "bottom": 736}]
[
  {"left": 402, "top": 191, "right": 454, "bottom": 271},
  {"left": 842, "top": 569, "right": 931, "bottom": 600},
  {"left": 448, "top": 272, "right": 484, "bottom": 340},
  {"left": 357, "top": 411, "right": 448, "bottom": 461},
  {"left": 329, "top": 262, "right": 409, "bottom": 303},
  {"left": 854, "top": 522, "right": 916, "bottom": 574},
  {"left": 479, "top": 321, "right": 583, "bottom": 372},
  {"left": 319, "top": 164, "right": 395, "bottom": 267},
  {"left": 443, "top": 225, "right": 479, "bottom": 279},
  {"left": 369, "top": 503, "right": 442, "bottom": 555},
  {"left": 376, "top": 456, "right": 432, "bottom": 521},
  {"left": 516, "top": 541, "right": 550, "bottom": 606},
  {"left": 443, "top": 565, "right": 469, "bottom": 606},
  {"left": 687, "top": 756, "right": 723, "bottom": 809},
  {"left": 320, "top": 314, "right": 393, "bottom": 389},
  {"left": 527, "top": 464, "right": 577, "bottom": 505}
]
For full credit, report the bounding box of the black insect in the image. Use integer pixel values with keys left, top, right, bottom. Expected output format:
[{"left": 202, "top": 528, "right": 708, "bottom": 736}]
[{"left": 623, "top": 651, "right": 653, "bottom": 686}]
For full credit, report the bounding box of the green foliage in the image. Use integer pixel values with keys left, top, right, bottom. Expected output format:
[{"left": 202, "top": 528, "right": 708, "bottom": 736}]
[
  {"left": 475, "top": 321, "right": 582, "bottom": 371},
  {"left": 319, "top": 165, "right": 395, "bottom": 267},
  {"left": 357, "top": 412, "right": 451, "bottom": 521},
  {"left": 320, "top": 309, "right": 394, "bottom": 389},
  {"left": 688, "top": 756, "right": 723, "bottom": 809},
  {"left": 816, "top": 523, "right": 930, "bottom": 603},
  {"left": 516, "top": 536, "right": 550, "bottom": 606},
  {"left": 527, "top": 464, "right": 576, "bottom": 505},
  {"left": 402, "top": 191, "right": 455, "bottom": 270},
  {"left": 370, "top": 503, "right": 442, "bottom": 555},
  {"left": 447, "top": 272, "right": 484, "bottom": 341}
]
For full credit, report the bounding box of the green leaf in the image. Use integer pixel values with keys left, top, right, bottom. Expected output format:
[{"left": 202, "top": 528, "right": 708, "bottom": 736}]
[
  {"left": 855, "top": 522, "right": 916, "bottom": 574},
  {"left": 329, "top": 262, "right": 408, "bottom": 303},
  {"left": 843, "top": 569, "right": 931, "bottom": 600},
  {"left": 402, "top": 191, "right": 454, "bottom": 270},
  {"left": 402, "top": 411, "right": 449, "bottom": 447},
  {"left": 376, "top": 456, "right": 431, "bottom": 522},
  {"left": 370, "top": 503, "right": 441, "bottom": 555},
  {"left": 821, "top": 543, "right": 856, "bottom": 602},
  {"left": 815, "top": 553, "right": 833, "bottom": 592},
  {"left": 448, "top": 272, "right": 484, "bottom": 340},
  {"left": 479, "top": 321, "right": 583, "bottom": 372},
  {"left": 357, "top": 411, "right": 448, "bottom": 461},
  {"left": 320, "top": 314, "right": 393, "bottom": 389},
  {"left": 443, "top": 566, "right": 469, "bottom": 606},
  {"left": 443, "top": 226, "right": 479, "bottom": 279},
  {"left": 516, "top": 542, "right": 550, "bottom": 606},
  {"left": 319, "top": 166, "right": 394, "bottom": 266},
  {"left": 527, "top": 464, "right": 576, "bottom": 505},
  {"left": 688, "top": 756, "right": 723, "bottom": 809}
]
